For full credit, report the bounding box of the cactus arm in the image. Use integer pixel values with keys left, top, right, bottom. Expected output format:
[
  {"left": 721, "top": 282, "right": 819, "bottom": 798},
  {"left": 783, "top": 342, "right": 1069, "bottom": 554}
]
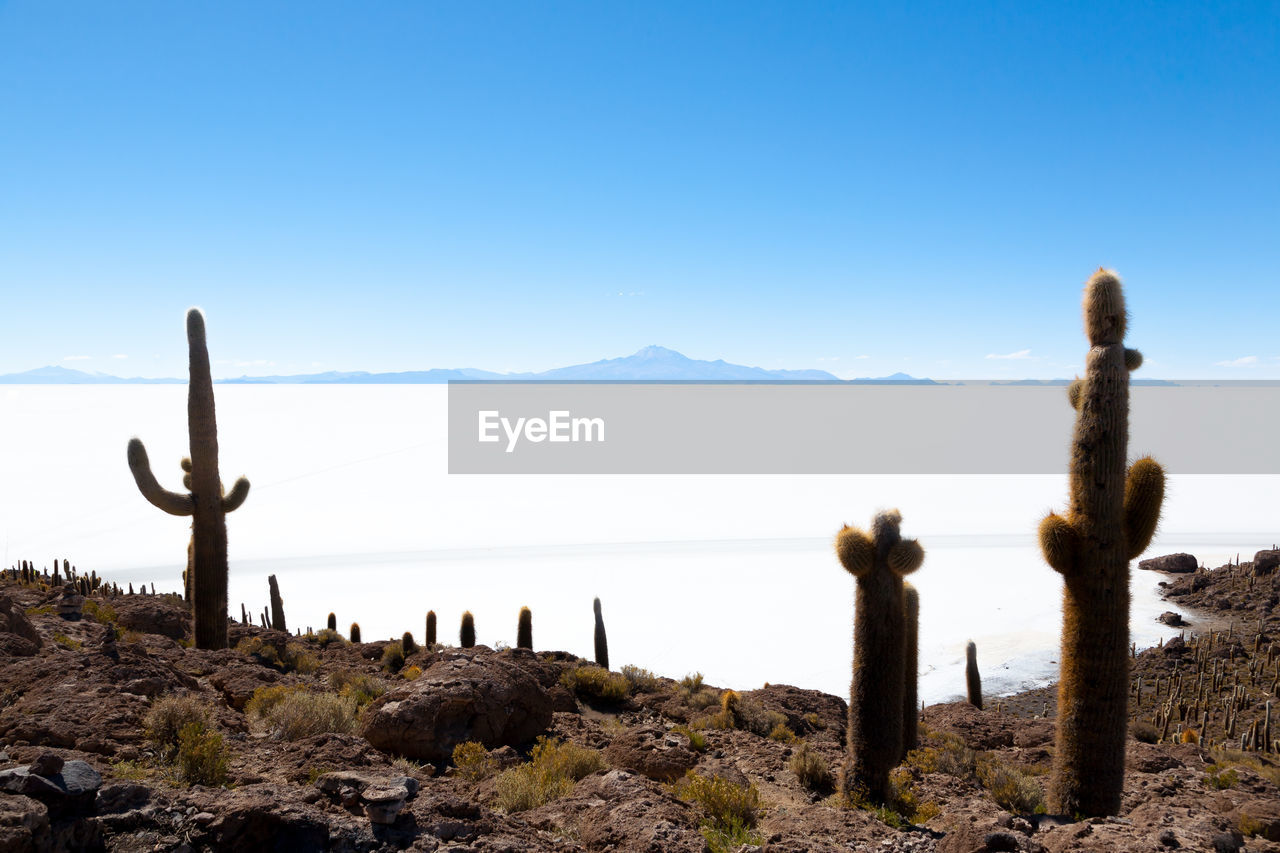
[
  {"left": 1124, "top": 348, "right": 1143, "bottom": 371},
  {"left": 127, "top": 438, "right": 194, "bottom": 516},
  {"left": 222, "top": 477, "right": 250, "bottom": 512},
  {"left": 1067, "top": 379, "right": 1085, "bottom": 412},
  {"left": 1038, "top": 512, "right": 1078, "bottom": 575},
  {"left": 888, "top": 539, "right": 924, "bottom": 576},
  {"left": 1124, "top": 456, "right": 1165, "bottom": 559},
  {"left": 835, "top": 525, "right": 875, "bottom": 577}
]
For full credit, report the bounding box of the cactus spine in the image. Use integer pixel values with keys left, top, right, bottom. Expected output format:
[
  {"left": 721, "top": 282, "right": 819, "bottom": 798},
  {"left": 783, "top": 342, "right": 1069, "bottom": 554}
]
[
  {"left": 593, "top": 597, "right": 609, "bottom": 670},
  {"left": 517, "top": 606, "right": 533, "bottom": 650},
  {"left": 965, "top": 641, "right": 982, "bottom": 710},
  {"left": 903, "top": 583, "right": 920, "bottom": 758},
  {"left": 835, "top": 509, "right": 924, "bottom": 803},
  {"left": 426, "top": 610, "right": 437, "bottom": 648},
  {"left": 126, "top": 309, "right": 249, "bottom": 650},
  {"left": 460, "top": 611, "right": 476, "bottom": 648},
  {"left": 1038, "top": 269, "right": 1165, "bottom": 817},
  {"left": 268, "top": 574, "right": 286, "bottom": 633}
]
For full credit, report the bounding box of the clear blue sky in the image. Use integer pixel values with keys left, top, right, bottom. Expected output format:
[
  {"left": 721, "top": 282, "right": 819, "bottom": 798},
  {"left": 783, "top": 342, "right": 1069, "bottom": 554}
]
[{"left": 1, "top": 1, "right": 1276, "bottom": 379}]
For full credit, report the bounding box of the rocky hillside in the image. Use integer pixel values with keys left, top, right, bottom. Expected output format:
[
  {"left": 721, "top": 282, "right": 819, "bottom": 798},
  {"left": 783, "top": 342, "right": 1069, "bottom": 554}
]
[{"left": 0, "top": 551, "right": 1278, "bottom": 852}]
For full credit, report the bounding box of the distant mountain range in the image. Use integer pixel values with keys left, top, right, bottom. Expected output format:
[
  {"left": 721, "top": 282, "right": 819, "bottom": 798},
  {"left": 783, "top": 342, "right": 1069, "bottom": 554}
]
[{"left": 0, "top": 346, "right": 940, "bottom": 384}]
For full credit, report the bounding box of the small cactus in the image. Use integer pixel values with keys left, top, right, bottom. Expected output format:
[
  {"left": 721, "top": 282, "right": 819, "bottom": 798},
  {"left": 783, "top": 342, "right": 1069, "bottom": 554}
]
[
  {"left": 426, "top": 610, "right": 437, "bottom": 648},
  {"left": 126, "top": 309, "right": 249, "bottom": 650},
  {"left": 402, "top": 631, "right": 417, "bottom": 655},
  {"left": 965, "top": 641, "right": 982, "bottom": 710},
  {"left": 1039, "top": 269, "right": 1165, "bottom": 817},
  {"left": 349, "top": 622, "right": 362, "bottom": 643},
  {"left": 517, "top": 606, "right": 533, "bottom": 650},
  {"left": 327, "top": 612, "right": 337, "bottom": 632},
  {"left": 593, "top": 597, "right": 609, "bottom": 670},
  {"left": 460, "top": 611, "right": 476, "bottom": 648},
  {"left": 835, "top": 509, "right": 923, "bottom": 803}
]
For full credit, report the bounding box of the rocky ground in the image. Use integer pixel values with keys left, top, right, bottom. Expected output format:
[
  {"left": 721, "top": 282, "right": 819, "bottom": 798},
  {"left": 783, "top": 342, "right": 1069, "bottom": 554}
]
[{"left": 0, "top": 549, "right": 1278, "bottom": 852}]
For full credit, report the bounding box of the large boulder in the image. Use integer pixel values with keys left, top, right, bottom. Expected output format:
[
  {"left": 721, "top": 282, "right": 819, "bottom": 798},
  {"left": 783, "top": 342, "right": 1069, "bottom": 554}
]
[
  {"left": 603, "top": 726, "right": 699, "bottom": 782},
  {"left": 0, "top": 754, "right": 102, "bottom": 817},
  {"left": 0, "top": 593, "right": 42, "bottom": 656},
  {"left": 113, "top": 596, "right": 189, "bottom": 640},
  {"left": 1253, "top": 550, "right": 1280, "bottom": 576},
  {"left": 1138, "top": 553, "right": 1198, "bottom": 573},
  {"left": 361, "top": 647, "right": 553, "bottom": 762}
]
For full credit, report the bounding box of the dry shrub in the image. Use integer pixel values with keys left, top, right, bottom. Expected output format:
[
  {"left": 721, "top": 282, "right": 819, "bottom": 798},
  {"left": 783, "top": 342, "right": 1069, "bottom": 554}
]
[
  {"left": 621, "top": 665, "right": 663, "bottom": 693},
  {"left": 176, "top": 722, "right": 229, "bottom": 786},
  {"left": 976, "top": 756, "right": 1045, "bottom": 813},
  {"left": 452, "top": 740, "right": 497, "bottom": 782},
  {"left": 494, "top": 736, "right": 605, "bottom": 812},
  {"left": 328, "top": 669, "right": 387, "bottom": 707},
  {"left": 560, "top": 665, "right": 630, "bottom": 703},
  {"left": 246, "top": 685, "right": 357, "bottom": 741},
  {"left": 144, "top": 694, "right": 212, "bottom": 761},
  {"left": 789, "top": 741, "right": 833, "bottom": 792}
]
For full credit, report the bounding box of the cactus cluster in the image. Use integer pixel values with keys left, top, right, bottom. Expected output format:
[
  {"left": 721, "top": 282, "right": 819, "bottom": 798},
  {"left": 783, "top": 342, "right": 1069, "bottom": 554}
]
[
  {"left": 126, "top": 309, "right": 249, "bottom": 650},
  {"left": 834, "top": 509, "right": 924, "bottom": 803}
]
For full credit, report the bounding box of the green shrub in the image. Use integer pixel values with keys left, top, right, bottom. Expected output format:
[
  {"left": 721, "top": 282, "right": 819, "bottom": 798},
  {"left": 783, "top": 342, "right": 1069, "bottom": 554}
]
[
  {"left": 679, "top": 672, "right": 705, "bottom": 693},
  {"left": 789, "top": 741, "right": 833, "bottom": 792},
  {"left": 381, "top": 640, "right": 405, "bottom": 673},
  {"left": 316, "top": 628, "right": 344, "bottom": 648},
  {"left": 673, "top": 724, "right": 707, "bottom": 752},
  {"left": 1206, "top": 764, "right": 1240, "bottom": 790},
  {"left": 246, "top": 686, "right": 357, "bottom": 741},
  {"left": 494, "top": 736, "right": 605, "bottom": 812},
  {"left": 328, "top": 669, "right": 387, "bottom": 708},
  {"left": 620, "top": 665, "right": 663, "bottom": 693},
  {"left": 560, "top": 665, "right": 630, "bottom": 703},
  {"left": 768, "top": 723, "right": 797, "bottom": 743},
  {"left": 452, "top": 740, "right": 497, "bottom": 782},
  {"left": 675, "top": 770, "right": 763, "bottom": 850},
  {"left": 176, "top": 722, "right": 229, "bottom": 786},
  {"left": 906, "top": 730, "right": 977, "bottom": 779},
  {"left": 977, "top": 756, "right": 1045, "bottom": 813},
  {"left": 144, "top": 694, "right": 212, "bottom": 761},
  {"left": 52, "top": 633, "right": 82, "bottom": 650}
]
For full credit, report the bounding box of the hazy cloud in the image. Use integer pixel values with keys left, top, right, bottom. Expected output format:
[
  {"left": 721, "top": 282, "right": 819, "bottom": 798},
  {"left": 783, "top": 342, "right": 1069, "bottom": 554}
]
[
  {"left": 985, "top": 349, "right": 1033, "bottom": 360},
  {"left": 112, "top": 354, "right": 128, "bottom": 359},
  {"left": 1214, "top": 355, "right": 1258, "bottom": 367},
  {"left": 62, "top": 355, "right": 91, "bottom": 361},
  {"left": 854, "top": 354, "right": 870, "bottom": 360}
]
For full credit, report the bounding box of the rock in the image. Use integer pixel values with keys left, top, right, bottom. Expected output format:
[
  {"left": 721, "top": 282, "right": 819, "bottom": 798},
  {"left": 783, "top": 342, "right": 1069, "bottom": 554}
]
[
  {"left": 113, "top": 596, "right": 189, "bottom": 640},
  {"left": 362, "top": 783, "right": 410, "bottom": 824},
  {"left": 1210, "top": 831, "right": 1243, "bottom": 853},
  {"left": 1253, "top": 550, "right": 1280, "bottom": 576},
  {"left": 1139, "top": 553, "right": 1198, "bottom": 573},
  {"left": 96, "top": 782, "right": 152, "bottom": 813},
  {"left": 0, "top": 759, "right": 102, "bottom": 816},
  {"left": 983, "top": 831, "right": 1022, "bottom": 851},
  {"left": 1156, "top": 828, "right": 1180, "bottom": 847},
  {"left": 361, "top": 648, "right": 553, "bottom": 761},
  {"left": 314, "top": 771, "right": 419, "bottom": 825},
  {"left": 55, "top": 586, "right": 84, "bottom": 620},
  {"left": 0, "top": 795, "right": 51, "bottom": 853},
  {"left": 27, "top": 752, "right": 63, "bottom": 778},
  {"left": 1157, "top": 611, "right": 1186, "bottom": 626},
  {"left": 603, "top": 726, "right": 699, "bottom": 782},
  {"left": 0, "top": 593, "right": 42, "bottom": 656}
]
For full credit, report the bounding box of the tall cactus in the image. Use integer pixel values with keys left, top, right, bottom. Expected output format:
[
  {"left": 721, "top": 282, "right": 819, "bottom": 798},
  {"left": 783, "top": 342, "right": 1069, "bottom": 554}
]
[
  {"left": 902, "top": 582, "right": 920, "bottom": 758},
  {"left": 127, "top": 309, "right": 249, "bottom": 650},
  {"left": 517, "top": 606, "right": 533, "bottom": 650},
  {"left": 593, "top": 597, "right": 609, "bottom": 670},
  {"left": 268, "top": 574, "right": 287, "bottom": 633},
  {"left": 835, "top": 509, "right": 924, "bottom": 803},
  {"left": 965, "top": 641, "right": 982, "bottom": 710},
  {"left": 1038, "top": 269, "right": 1165, "bottom": 817},
  {"left": 460, "top": 611, "right": 476, "bottom": 648},
  {"left": 426, "top": 610, "right": 437, "bottom": 648}
]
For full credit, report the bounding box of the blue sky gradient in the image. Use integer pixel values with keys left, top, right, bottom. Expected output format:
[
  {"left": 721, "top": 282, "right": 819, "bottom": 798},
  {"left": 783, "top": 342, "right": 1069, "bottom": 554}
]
[{"left": 1, "top": 1, "right": 1276, "bottom": 378}]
